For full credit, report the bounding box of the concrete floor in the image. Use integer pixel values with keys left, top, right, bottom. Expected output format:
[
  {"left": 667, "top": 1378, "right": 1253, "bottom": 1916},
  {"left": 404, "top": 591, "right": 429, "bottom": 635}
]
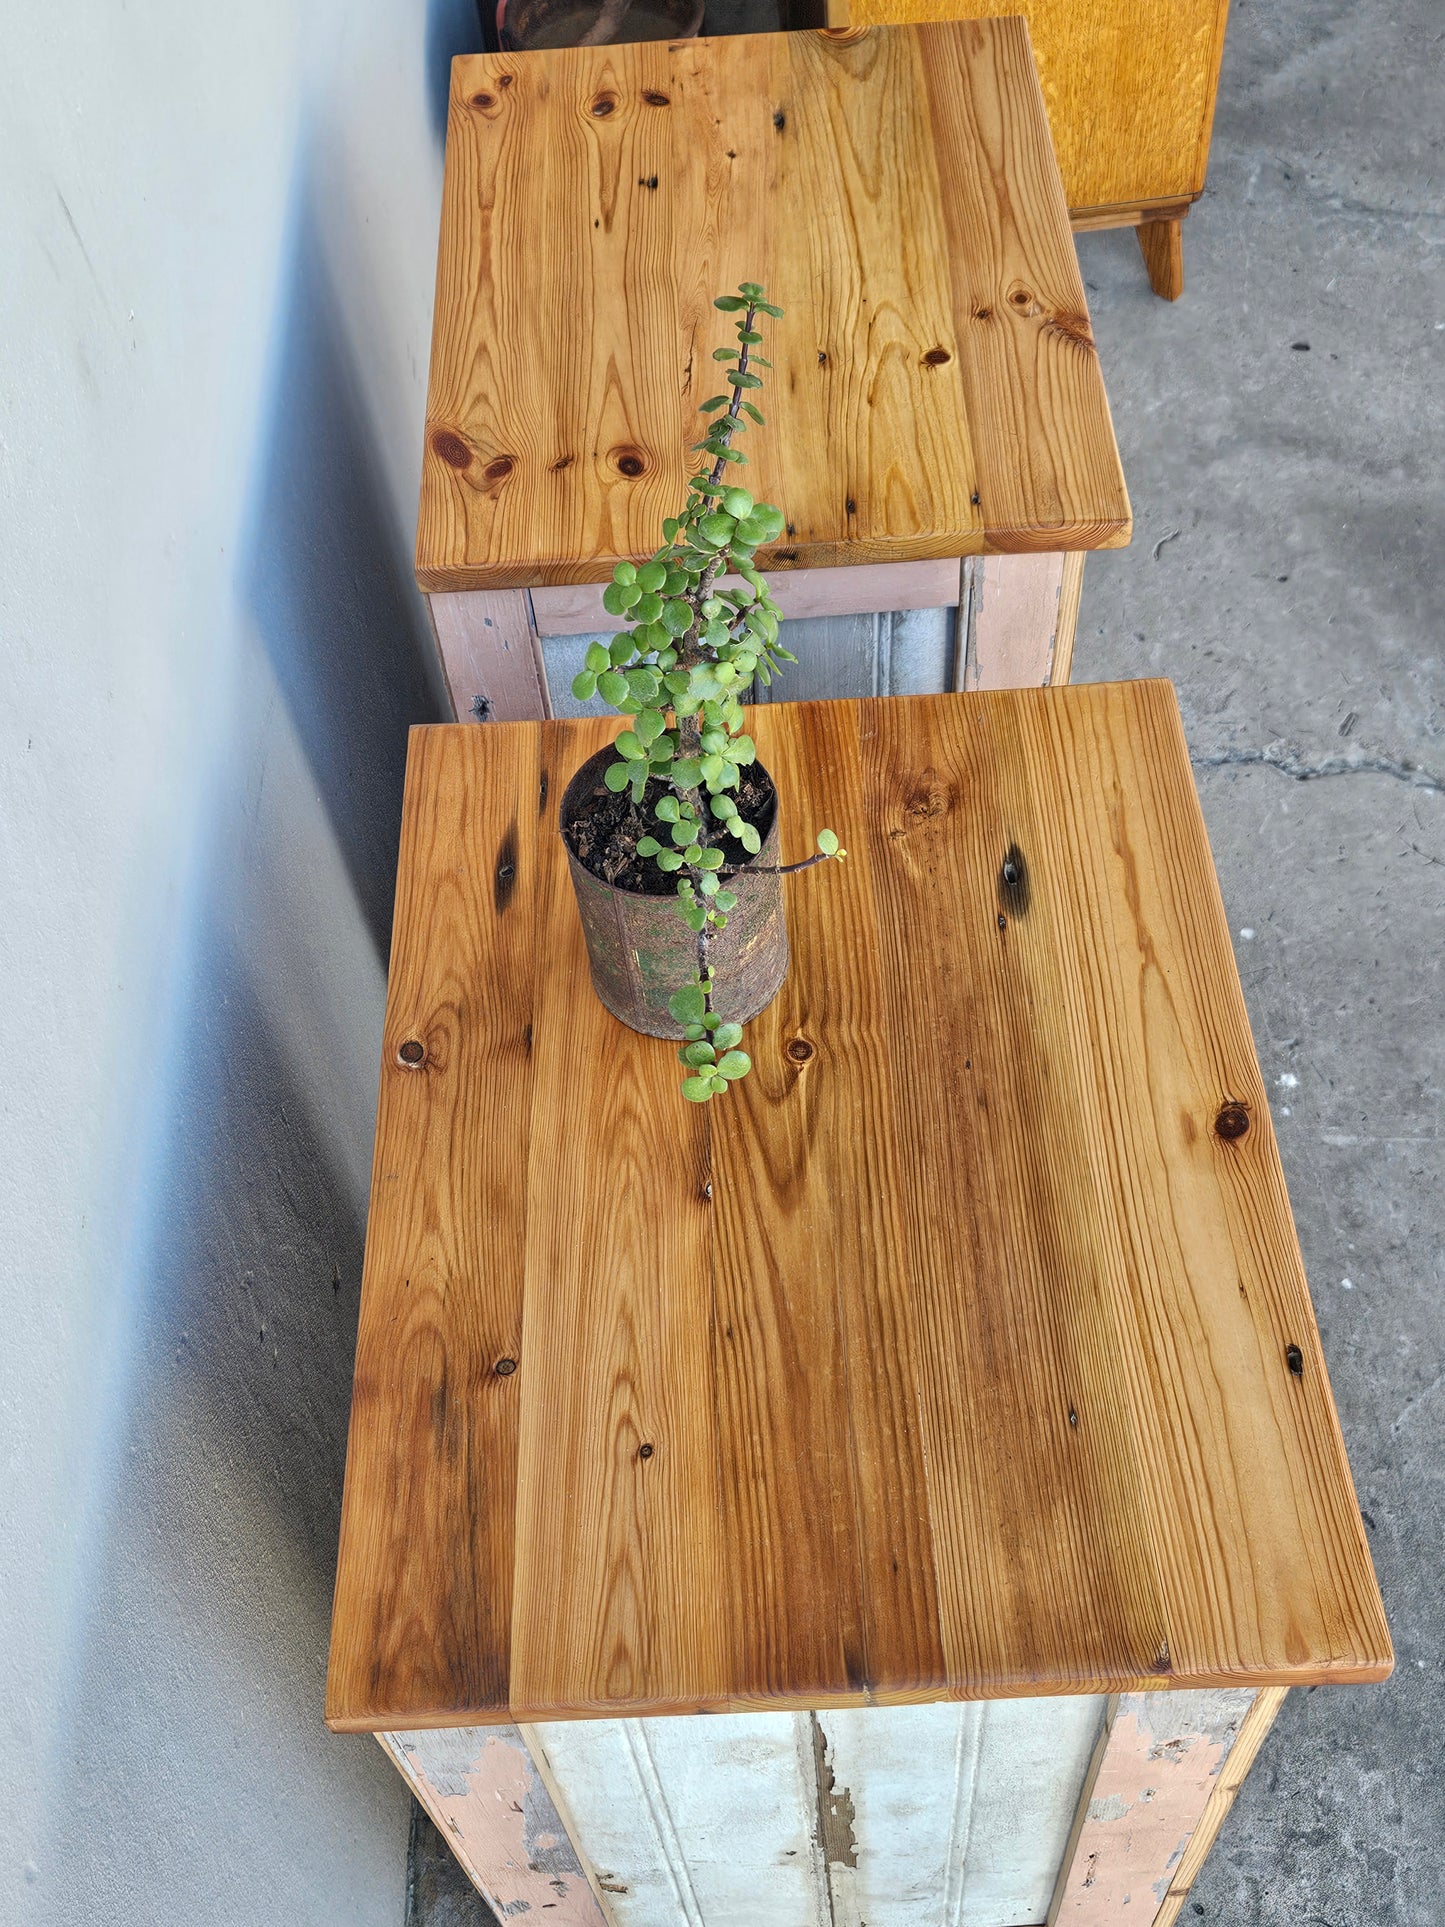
[{"left": 410, "top": 1, "right": 1443, "bottom": 1921}]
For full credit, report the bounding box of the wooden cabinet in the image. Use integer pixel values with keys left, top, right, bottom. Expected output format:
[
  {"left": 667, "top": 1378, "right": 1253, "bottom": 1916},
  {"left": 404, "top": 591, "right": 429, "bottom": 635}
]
[
  {"left": 417, "top": 23, "right": 1131, "bottom": 723},
  {"left": 327, "top": 687, "right": 1389, "bottom": 1923},
  {"left": 828, "top": 0, "right": 1233, "bottom": 299}
]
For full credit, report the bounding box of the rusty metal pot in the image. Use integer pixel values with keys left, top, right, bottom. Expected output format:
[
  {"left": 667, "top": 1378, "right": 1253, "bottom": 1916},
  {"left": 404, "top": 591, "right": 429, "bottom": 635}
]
[
  {"left": 561, "top": 746, "right": 789, "bottom": 1040},
  {"left": 497, "top": 0, "right": 702, "bottom": 53}
]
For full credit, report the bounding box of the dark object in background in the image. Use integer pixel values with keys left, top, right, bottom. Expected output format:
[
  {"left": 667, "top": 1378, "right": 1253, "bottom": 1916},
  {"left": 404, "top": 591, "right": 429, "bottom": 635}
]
[
  {"left": 406, "top": 1803, "right": 500, "bottom": 1927},
  {"left": 497, "top": 0, "right": 702, "bottom": 50}
]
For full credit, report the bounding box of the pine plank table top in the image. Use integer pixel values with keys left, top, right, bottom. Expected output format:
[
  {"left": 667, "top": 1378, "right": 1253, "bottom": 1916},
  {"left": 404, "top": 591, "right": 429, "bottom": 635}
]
[
  {"left": 416, "top": 21, "right": 1131, "bottom": 593},
  {"left": 326, "top": 685, "right": 1390, "bottom": 1732}
]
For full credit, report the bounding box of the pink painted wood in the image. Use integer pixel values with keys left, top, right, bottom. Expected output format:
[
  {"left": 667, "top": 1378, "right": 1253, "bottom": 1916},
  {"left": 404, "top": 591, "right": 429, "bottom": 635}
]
[
  {"left": 381, "top": 1726, "right": 609, "bottom": 1925},
  {"left": 1048, "top": 1690, "right": 1260, "bottom": 1924},
  {"left": 528, "top": 559, "right": 964, "bottom": 637}
]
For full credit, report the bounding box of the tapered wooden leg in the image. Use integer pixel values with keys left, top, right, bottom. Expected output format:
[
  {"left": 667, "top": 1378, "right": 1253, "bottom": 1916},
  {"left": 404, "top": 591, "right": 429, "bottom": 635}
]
[
  {"left": 1137, "top": 217, "right": 1185, "bottom": 300},
  {"left": 380, "top": 1727, "right": 608, "bottom": 1924},
  {"left": 1046, "top": 1688, "right": 1287, "bottom": 1926},
  {"left": 426, "top": 589, "right": 551, "bottom": 722},
  {"left": 956, "top": 551, "right": 1084, "bottom": 691}
]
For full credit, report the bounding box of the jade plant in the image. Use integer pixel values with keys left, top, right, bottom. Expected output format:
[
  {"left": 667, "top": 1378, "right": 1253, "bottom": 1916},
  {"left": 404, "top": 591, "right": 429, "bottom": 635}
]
[{"left": 569, "top": 283, "right": 844, "bottom": 1102}]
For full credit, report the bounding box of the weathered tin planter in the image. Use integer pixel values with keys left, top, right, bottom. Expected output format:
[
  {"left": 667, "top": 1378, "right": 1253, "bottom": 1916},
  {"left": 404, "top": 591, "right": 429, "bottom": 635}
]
[{"left": 561, "top": 746, "right": 789, "bottom": 1040}]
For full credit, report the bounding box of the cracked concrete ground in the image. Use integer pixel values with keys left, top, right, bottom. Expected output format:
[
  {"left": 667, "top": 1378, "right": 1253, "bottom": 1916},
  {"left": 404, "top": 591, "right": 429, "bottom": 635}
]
[
  {"left": 1075, "top": 0, "right": 1443, "bottom": 1919},
  {"left": 412, "top": 0, "right": 1442, "bottom": 1921}
]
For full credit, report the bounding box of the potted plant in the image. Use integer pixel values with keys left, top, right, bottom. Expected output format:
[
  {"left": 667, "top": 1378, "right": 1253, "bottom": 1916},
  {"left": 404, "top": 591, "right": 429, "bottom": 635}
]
[{"left": 561, "top": 284, "right": 844, "bottom": 1104}]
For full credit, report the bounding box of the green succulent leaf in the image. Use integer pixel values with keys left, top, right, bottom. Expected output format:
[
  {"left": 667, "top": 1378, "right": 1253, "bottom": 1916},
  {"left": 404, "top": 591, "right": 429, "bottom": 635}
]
[
  {"left": 681, "top": 1075, "right": 715, "bottom": 1103},
  {"left": 714, "top": 295, "right": 748, "bottom": 311},
  {"left": 571, "top": 670, "right": 597, "bottom": 701},
  {"left": 613, "top": 560, "right": 637, "bottom": 585},
  {"left": 681, "top": 1041, "right": 717, "bottom": 1067},
  {"left": 603, "top": 761, "right": 631, "bottom": 792},
  {"left": 712, "top": 1022, "right": 744, "bottom": 1050},
  {"left": 655, "top": 795, "right": 680, "bottom": 822},
  {"left": 614, "top": 731, "right": 646, "bottom": 762},
  {"left": 738, "top": 821, "right": 762, "bottom": 854},
  {"left": 596, "top": 670, "right": 627, "bottom": 705},
  {"left": 656, "top": 849, "right": 683, "bottom": 871},
  {"left": 709, "top": 1074, "right": 729, "bottom": 1093},
  {"left": 817, "top": 828, "right": 840, "bottom": 856},
  {"left": 669, "top": 983, "right": 707, "bottom": 1024},
  {"left": 636, "top": 835, "right": 661, "bottom": 857},
  {"left": 717, "top": 1050, "right": 751, "bottom": 1080},
  {"left": 636, "top": 560, "right": 668, "bottom": 593},
  {"left": 714, "top": 889, "right": 739, "bottom": 914}
]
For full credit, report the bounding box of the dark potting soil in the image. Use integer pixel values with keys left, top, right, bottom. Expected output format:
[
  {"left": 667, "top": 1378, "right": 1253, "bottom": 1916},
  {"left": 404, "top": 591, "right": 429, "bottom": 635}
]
[{"left": 563, "top": 765, "right": 777, "bottom": 897}]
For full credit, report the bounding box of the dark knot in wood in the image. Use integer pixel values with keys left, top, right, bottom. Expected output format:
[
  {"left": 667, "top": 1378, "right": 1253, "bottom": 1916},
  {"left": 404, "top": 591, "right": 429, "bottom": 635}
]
[
  {"left": 398, "top": 1039, "right": 425, "bottom": 1067},
  {"left": 638, "top": 1442, "right": 655, "bottom": 1460},
  {"left": 614, "top": 448, "right": 647, "bottom": 478},
  {"left": 923, "top": 347, "right": 951, "bottom": 365},
  {"left": 642, "top": 90, "right": 670, "bottom": 106},
  {"left": 430, "top": 428, "right": 472, "bottom": 470},
  {"left": 494, "top": 1357, "right": 517, "bottom": 1377},
  {"left": 1215, "top": 1103, "right": 1250, "bottom": 1141},
  {"left": 1286, "top": 1344, "right": 1304, "bottom": 1377},
  {"left": 590, "top": 94, "right": 616, "bottom": 116},
  {"left": 483, "top": 455, "right": 515, "bottom": 484},
  {"left": 786, "top": 1038, "right": 814, "bottom": 1064}
]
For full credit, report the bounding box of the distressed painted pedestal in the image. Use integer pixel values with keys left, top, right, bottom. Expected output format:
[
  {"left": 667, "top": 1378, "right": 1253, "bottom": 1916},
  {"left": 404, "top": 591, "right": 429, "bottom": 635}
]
[
  {"left": 328, "top": 690, "right": 1389, "bottom": 1923},
  {"left": 383, "top": 1689, "right": 1286, "bottom": 1927},
  {"left": 416, "top": 24, "right": 1130, "bottom": 723}
]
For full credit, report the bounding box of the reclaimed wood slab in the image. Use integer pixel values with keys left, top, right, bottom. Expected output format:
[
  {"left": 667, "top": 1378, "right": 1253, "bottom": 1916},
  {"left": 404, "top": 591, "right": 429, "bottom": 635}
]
[
  {"left": 327, "top": 685, "right": 1389, "bottom": 1732},
  {"left": 417, "top": 22, "right": 1129, "bottom": 594}
]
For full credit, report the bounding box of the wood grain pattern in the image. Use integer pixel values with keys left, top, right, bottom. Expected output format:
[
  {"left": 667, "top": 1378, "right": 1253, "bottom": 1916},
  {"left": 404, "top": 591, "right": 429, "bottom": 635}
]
[
  {"left": 428, "top": 588, "right": 549, "bottom": 721},
  {"left": 957, "top": 553, "right": 1071, "bottom": 690},
  {"left": 831, "top": 0, "right": 1231, "bottom": 217},
  {"left": 327, "top": 688, "right": 1390, "bottom": 1730},
  {"left": 1138, "top": 217, "right": 1186, "bottom": 302},
  {"left": 416, "top": 24, "right": 1129, "bottom": 593}
]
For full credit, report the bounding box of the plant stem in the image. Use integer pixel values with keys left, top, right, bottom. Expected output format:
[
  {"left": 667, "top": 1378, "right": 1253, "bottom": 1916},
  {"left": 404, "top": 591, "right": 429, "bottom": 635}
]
[
  {"left": 719, "top": 851, "right": 831, "bottom": 879},
  {"left": 672, "top": 299, "right": 761, "bottom": 994}
]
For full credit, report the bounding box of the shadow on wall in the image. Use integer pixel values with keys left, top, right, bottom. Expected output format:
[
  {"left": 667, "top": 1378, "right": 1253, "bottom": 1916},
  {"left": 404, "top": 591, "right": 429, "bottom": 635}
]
[
  {"left": 37, "top": 163, "right": 442, "bottom": 1926},
  {"left": 241, "top": 183, "right": 444, "bottom": 957},
  {"left": 425, "top": 0, "right": 488, "bottom": 137}
]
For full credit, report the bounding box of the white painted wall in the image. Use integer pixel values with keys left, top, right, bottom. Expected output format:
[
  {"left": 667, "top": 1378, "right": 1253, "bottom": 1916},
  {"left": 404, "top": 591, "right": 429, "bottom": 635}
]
[{"left": 0, "top": 3, "right": 476, "bottom": 1919}]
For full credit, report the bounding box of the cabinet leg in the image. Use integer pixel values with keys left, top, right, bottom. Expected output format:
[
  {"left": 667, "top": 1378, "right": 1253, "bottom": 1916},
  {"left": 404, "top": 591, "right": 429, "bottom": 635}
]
[
  {"left": 379, "top": 1728, "right": 609, "bottom": 1925},
  {"left": 427, "top": 589, "right": 551, "bottom": 722},
  {"left": 956, "top": 552, "right": 1083, "bottom": 690},
  {"left": 1137, "top": 217, "right": 1185, "bottom": 301},
  {"left": 1046, "top": 1688, "right": 1286, "bottom": 1926}
]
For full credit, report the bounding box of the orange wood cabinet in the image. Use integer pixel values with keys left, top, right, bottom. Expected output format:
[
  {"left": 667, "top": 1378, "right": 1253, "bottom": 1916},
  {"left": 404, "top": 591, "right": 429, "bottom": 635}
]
[{"left": 827, "top": 0, "right": 1232, "bottom": 299}]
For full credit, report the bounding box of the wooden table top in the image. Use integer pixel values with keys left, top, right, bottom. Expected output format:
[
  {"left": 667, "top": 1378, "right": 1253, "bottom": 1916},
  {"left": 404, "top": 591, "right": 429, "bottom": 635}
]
[
  {"left": 326, "top": 686, "right": 1390, "bottom": 1731},
  {"left": 416, "top": 22, "right": 1131, "bottom": 593}
]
